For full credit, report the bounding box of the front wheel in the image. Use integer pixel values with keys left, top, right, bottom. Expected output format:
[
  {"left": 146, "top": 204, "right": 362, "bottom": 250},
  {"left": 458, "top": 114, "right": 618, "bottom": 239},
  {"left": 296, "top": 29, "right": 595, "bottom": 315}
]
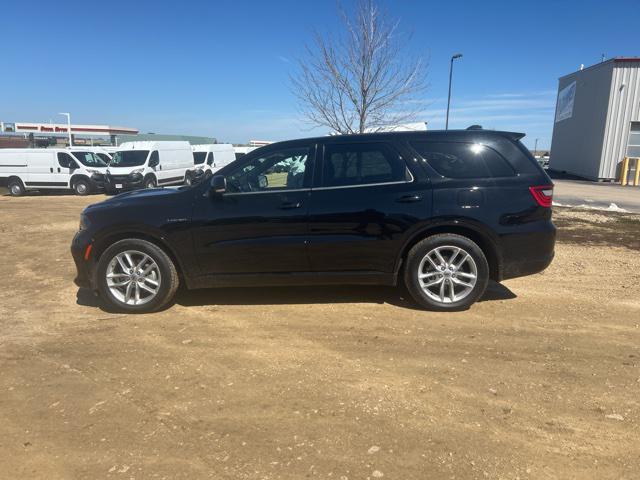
[
  {"left": 73, "top": 179, "right": 90, "bottom": 196},
  {"left": 96, "top": 239, "right": 179, "bottom": 313},
  {"left": 404, "top": 234, "right": 489, "bottom": 311},
  {"left": 184, "top": 174, "right": 192, "bottom": 186},
  {"left": 144, "top": 176, "right": 157, "bottom": 189}
]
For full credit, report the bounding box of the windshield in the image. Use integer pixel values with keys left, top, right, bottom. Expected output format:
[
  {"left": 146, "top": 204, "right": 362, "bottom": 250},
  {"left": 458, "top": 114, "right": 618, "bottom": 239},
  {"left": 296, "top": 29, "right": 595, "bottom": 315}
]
[
  {"left": 96, "top": 153, "right": 111, "bottom": 164},
  {"left": 72, "top": 151, "right": 107, "bottom": 167},
  {"left": 193, "top": 152, "right": 207, "bottom": 165},
  {"left": 109, "top": 150, "right": 149, "bottom": 167}
]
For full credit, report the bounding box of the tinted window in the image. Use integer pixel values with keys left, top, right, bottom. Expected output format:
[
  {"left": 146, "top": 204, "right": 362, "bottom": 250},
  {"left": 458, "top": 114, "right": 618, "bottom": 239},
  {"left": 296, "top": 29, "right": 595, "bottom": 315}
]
[
  {"left": 322, "top": 143, "right": 407, "bottom": 187},
  {"left": 193, "top": 152, "right": 206, "bottom": 164},
  {"left": 110, "top": 150, "right": 149, "bottom": 167},
  {"left": 411, "top": 142, "right": 515, "bottom": 178},
  {"left": 57, "top": 152, "right": 77, "bottom": 168},
  {"left": 226, "top": 147, "right": 310, "bottom": 193}
]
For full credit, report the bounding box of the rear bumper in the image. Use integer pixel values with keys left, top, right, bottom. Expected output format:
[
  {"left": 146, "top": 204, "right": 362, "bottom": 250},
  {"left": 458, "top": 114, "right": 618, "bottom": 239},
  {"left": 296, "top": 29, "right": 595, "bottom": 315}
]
[{"left": 499, "top": 221, "right": 556, "bottom": 280}]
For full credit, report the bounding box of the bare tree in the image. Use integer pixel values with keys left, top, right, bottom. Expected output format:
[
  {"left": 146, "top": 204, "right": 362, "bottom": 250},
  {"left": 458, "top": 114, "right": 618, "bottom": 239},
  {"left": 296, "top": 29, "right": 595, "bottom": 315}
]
[{"left": 291, "top": 0, "right": 427, "bottom": 134}]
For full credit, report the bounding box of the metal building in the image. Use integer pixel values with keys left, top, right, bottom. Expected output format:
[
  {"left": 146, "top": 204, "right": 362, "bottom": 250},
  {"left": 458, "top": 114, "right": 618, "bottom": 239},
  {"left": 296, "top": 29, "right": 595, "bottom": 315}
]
[{"left": 549, "top": 57, "right": 640, "bottom": 180}]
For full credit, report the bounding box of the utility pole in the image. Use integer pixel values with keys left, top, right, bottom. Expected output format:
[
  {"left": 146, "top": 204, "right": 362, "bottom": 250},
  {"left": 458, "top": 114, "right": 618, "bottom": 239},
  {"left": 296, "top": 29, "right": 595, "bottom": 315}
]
[
  {"left": 445, "top": 53, "right": 463, "bottom": 130},
  {"left": 59, "top": 112, "right": 72, "bottom": 147}
]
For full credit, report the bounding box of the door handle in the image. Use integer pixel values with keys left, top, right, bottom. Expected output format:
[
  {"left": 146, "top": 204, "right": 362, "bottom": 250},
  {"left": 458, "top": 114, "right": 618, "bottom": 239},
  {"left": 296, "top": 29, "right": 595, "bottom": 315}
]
[
  {"left": 396, "top": 195, "right": 422, "bottom": 203},
  {"left": 57, "top": 167, "right": 61, "bottom": 173},
  {"left": 50, "top": 168, "right": 53, "bottom": 173},
  {"left": 279, "top": 201, "right": 302, "bottom": 210}
]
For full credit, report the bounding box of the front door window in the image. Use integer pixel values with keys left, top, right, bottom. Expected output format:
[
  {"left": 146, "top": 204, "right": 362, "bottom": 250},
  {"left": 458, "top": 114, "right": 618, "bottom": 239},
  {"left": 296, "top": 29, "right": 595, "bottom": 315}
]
[{"left": 225, "top": 147, "right": 310, "bottom": 193}]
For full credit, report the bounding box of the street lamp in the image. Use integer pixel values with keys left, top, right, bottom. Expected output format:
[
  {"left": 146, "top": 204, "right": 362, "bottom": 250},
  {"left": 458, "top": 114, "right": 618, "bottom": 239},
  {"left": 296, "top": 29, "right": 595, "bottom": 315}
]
[
  {"left": 59, "top": 112, "right": 72, "bottom": 147},
  {"left": 445, "top": 53, "right": 463, "bottom": 130}
]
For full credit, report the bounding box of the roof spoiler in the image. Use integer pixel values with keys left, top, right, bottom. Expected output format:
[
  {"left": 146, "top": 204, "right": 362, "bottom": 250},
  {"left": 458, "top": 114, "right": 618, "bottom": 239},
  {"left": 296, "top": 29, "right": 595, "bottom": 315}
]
[
  {"left": 502, "top": 131, "right": 526, "bottom": 141},
  {"left": 466, "top": 125, "right": 525, "bottom": 141}
]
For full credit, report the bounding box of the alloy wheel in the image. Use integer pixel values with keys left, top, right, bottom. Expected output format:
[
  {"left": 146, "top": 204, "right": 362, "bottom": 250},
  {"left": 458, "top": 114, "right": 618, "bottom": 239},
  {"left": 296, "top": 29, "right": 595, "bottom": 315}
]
[
  {"left": 106, "top": 250, "right": 161, "bottom": 306},
  {"left": 417, "top": 245, "right": 478, "bottom": 304}
]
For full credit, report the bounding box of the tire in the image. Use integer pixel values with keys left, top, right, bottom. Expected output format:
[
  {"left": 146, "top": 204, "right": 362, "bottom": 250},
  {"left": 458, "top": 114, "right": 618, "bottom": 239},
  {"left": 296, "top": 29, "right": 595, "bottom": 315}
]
[
  {"left": 96, "top": 238, "right": 179, "bottom": 313},
  {"left": 73, "top": 178, "right": 91, "bottom": 196},
  {"left": 8, "top": 178, "right": 25, "bottom": 197},
  {"left": 144, "top": 176, "right": 157, "bottom": 189},
  {"left": 404, "top": 233, "right": 489, "bottom": 311},
  {"left": 184, "top": 174, "right": 192, "bottom": 186}
]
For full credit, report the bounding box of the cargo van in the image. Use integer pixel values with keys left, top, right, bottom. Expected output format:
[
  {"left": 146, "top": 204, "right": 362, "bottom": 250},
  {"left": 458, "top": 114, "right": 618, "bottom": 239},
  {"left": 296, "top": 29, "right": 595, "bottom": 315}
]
[
  {"left": 105, "top": 141, "right": 192, "bottom": 191},
  {"left": 0, "top": 148, "right": 107, "bottom": 196},
  {"left": 188, "top": 144, "right": 236, "bottom": 184}
]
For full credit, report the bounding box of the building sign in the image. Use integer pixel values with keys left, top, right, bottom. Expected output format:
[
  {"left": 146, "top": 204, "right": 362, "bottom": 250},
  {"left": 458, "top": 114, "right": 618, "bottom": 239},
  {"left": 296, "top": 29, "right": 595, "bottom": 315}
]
[{"left": 555, "top": 81, "right": 576, "bottom": 123}]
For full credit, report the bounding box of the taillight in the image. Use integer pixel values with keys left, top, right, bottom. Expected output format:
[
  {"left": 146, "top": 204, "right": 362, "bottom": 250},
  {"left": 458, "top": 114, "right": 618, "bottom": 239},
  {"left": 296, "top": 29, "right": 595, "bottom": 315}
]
[{"left": 529, "top": 185, "right": 553, "bottom": 207}]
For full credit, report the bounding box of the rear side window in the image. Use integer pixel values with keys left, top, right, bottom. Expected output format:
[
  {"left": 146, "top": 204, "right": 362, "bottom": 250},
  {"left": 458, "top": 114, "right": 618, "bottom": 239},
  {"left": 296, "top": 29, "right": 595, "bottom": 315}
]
[
  {"left": 322, "top": 143, "right": 408, "bottom": 187},
  {"left": 411, "top": 142, "right": 515, "bottom": 178}
]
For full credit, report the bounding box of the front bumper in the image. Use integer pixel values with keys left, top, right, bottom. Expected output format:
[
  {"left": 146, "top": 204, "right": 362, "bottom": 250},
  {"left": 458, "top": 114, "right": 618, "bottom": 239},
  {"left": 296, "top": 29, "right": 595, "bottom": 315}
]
[
  {"left": 71, "top": 229, "right": 96, "bottom": 289},
  {"left": 105, "top": 173, "right": 144, "bottom": 192}
]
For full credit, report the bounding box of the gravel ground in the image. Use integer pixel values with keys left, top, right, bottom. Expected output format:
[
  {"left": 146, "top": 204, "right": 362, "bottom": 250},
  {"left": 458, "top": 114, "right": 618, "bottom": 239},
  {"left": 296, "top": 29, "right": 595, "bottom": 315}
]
[{"left": 0, "top": 194, "right": 639, "bottom": 480}]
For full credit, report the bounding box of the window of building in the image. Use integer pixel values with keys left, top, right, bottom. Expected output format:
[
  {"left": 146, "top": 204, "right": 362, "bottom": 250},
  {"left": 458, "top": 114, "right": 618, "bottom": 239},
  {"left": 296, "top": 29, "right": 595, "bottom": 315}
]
[{"left": 628, "top": 123, "right": 640, "bottom": 158}]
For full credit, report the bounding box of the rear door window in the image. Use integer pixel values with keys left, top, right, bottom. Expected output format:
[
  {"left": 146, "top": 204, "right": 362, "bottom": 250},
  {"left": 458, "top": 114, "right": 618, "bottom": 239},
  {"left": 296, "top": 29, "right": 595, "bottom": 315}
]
[
  {"left": 322, "top": 143, "right": 409, "bottom": 187},
  {"left": 410, "top": 142, "right": 515, "bottom": 178}
]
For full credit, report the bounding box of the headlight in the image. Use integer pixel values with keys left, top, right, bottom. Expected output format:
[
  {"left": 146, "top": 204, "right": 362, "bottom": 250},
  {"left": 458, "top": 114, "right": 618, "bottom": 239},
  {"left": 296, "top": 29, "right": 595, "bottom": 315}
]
[
  {"left": 130, "top": 168, "right": 144, "bottom": 175},
  {"left": 86, "top": 168, "right": 100, "bottom": 174},
  {"left": 79, "top": 213, "right": 91, "bottom": 231}
]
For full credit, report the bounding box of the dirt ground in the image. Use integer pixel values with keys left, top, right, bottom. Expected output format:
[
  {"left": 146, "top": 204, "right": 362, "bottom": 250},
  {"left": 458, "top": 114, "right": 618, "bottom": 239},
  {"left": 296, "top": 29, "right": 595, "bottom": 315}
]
[{"left": 0, "top": 193, "right": 639, "bottom": 480}]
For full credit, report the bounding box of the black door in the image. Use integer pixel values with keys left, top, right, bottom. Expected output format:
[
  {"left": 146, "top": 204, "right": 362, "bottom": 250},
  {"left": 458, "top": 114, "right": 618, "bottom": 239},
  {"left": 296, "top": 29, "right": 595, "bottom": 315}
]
[
  {"left": 307, "top": 141, "right": 430, "bottom": 273},
  {"left": 192, "top": 143, "right": 315, "bottom": 275}
]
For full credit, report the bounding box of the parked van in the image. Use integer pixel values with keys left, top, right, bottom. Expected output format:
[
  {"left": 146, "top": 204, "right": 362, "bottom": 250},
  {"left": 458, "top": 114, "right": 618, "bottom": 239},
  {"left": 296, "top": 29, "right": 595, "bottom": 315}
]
[
  {"left": 188, "top": 144, "right": 236, "bottom": 184},
  {"left": 0, "top": 148, "right": 107, "bottom": 196},
  {"left": 233, "top": 145, "right": 259, "bottom": 160},
  {"left": 105, "top": 141, "right": 193, "bottom": 191}
]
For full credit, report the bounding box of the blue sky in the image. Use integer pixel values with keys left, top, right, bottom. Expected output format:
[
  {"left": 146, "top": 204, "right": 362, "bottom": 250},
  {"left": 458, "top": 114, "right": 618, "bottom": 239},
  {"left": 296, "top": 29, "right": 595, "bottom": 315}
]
[{"left": 1, "top": 0, "right": 638, "bottom": 148}]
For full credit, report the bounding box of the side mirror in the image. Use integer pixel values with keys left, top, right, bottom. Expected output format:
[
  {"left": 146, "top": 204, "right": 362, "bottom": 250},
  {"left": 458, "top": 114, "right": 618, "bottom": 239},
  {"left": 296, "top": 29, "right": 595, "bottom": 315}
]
[
  {"left": 258, "top": 174, "right": 268, "bottom": 189},
  {"left": 149, "top": 157, "right": 159, "bottom": 168},
  {"left": 210, "top": 175, "right": 226, "bottom": 195}
]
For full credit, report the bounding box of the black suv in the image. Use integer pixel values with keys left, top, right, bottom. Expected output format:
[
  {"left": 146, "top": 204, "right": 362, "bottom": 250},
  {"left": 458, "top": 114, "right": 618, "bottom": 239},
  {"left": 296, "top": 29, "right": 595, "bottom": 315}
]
[{"left": 71, "top": 130, "right": 555, "bottom": 313}]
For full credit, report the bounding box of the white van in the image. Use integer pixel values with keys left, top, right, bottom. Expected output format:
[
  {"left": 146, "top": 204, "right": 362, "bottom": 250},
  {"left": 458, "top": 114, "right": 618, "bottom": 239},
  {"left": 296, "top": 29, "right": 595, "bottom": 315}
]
[
  {"left": 0, "top": 148, "right": 108, "bottom": 196},
  {"left": 188, "top": 144, "right": 236, "bottom": 183},
  {"left": 106, "top": 141, "right": 193, "bottom": 191}
]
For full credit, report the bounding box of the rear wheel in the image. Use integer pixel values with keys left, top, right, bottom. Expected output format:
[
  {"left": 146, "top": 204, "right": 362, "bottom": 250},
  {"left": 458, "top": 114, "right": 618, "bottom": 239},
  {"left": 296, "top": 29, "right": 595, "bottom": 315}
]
[
  {"left": 96, "top": 238, "right": 179, "bottom": 313},
  {"left": 404, "top": 234, "right": 489, "bottom": 311},
  {"left": 184, "top": 174, "right": 192, "bottom": 186},
  {"left": 73, "top": 178, "right": 90, "bottom": 196},
  {"left": 8, "top": 178, "right": 25, "bottom": 196}
]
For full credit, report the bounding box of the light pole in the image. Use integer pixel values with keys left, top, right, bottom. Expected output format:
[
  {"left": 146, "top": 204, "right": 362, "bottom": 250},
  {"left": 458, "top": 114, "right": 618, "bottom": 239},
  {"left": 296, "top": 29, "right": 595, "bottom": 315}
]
[
  {"left": 534, "top": 138, "right": 539, "bottom": 156},
  {"left": 59, "top": 112, "right": 72, "bottom": 147},
  {"left": 445, "top": 53, "right": 463, "bottom": 130}
]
